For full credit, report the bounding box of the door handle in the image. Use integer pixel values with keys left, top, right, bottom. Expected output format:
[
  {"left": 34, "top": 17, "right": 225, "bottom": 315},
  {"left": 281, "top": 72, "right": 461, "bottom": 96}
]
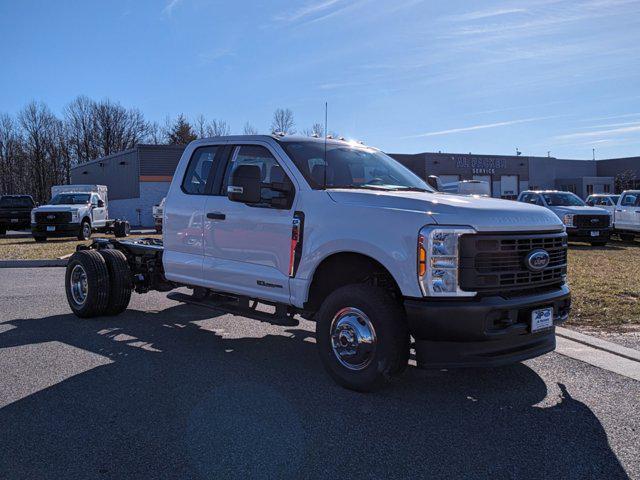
[
  {"left": 615, "top": 210, "right": 623, "bottom": 212},
  {"left": 207, "top": 212, "right": 226, "bottom": 220}
]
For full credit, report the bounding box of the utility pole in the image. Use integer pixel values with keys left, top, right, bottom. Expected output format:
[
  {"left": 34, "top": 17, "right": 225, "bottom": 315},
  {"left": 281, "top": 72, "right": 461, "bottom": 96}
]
[{"left": 592, "top": 148, "right": 595, "bottom": 160}]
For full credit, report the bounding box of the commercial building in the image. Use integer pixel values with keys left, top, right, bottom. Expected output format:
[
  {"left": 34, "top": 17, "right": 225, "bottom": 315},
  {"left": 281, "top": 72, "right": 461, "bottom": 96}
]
[
  {"left": 70, "top": 143, "right": 640, "bottom": 226},
  {"left": 390, "top": 152, "right": 640, "bottom": 199}
]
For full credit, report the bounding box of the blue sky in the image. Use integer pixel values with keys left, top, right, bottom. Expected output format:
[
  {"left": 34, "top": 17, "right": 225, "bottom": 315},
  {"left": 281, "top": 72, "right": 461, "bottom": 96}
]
[{"left": 1, "top": 0, "right": 639, "bottom": 158}]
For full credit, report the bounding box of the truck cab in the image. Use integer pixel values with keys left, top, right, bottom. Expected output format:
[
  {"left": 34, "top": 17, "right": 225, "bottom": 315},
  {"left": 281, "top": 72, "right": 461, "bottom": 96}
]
[
  {"left": 518, "top": 190, "right": 611, "bottom": 246},
  {"left": 65, "top": 135, "right": 571, "bottom": 391},
  {"left": 586, "top": 194, "right": 620, "bottom": 215},
  {"left": 614, "top": 190, "right": 640, "bottom": 241}
]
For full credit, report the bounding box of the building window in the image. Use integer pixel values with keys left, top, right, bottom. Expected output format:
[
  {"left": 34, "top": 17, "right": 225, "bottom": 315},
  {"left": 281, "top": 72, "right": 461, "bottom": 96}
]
[
  {"left": 586, "top": 184, "right": 594, "bottom": 195},
  {"left": 604, "top": 184, "right": 610, "bottom": 193}
]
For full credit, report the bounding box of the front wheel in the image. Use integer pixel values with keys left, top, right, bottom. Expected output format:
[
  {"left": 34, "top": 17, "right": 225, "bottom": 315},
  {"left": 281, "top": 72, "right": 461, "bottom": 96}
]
[
  {"left": 78, "top": 220, "right": 92, "bottom": 240},
  {"left": 620, "top": 233, "right": 635, "bottom": 242},
  {"left": 33, "top": 235, "right": 47, "bottom": 243},
  {"left": 591, "top": 241, "right": 607, "bottom": 246},
  {"left": 0, "top": 226, "right": 6, "bottom": 236},
  {"left": 316, "top": 284, "right": 409, "bottom": 392}
]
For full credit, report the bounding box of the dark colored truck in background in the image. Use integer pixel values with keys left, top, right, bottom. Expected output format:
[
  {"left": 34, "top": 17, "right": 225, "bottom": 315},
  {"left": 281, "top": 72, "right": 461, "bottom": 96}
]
[{"left": 0, "top": 195, "right": 35, "bottom": 236}]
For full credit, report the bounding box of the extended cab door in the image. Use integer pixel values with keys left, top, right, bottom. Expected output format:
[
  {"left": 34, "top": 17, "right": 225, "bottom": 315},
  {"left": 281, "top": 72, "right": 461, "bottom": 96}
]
[
  {"left": 617, "top": 192, "right": 640, "bottom": 232},
  {"left": 162, "top": 144, "right": 224, "bottom": 286},
  {"left": 201, "top": 143, "right": 297, "bottom": 303},
  {"left": 90, "top": 194, "right": 107, "bottom": 227}
]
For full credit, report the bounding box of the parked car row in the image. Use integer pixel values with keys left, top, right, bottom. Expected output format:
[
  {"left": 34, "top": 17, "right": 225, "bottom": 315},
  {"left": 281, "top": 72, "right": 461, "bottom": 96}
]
[
  {"left": 0, "top": 185, "right": 130, "bottom": 241},
  {"left": 517, "top": 189, "right": 640, "bottom": 245}
]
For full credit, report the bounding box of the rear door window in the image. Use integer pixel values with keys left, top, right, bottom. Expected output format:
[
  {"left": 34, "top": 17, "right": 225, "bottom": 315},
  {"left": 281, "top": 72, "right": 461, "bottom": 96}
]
[{"left": 182, "top": 146, "right": 220, "bottom": 195}]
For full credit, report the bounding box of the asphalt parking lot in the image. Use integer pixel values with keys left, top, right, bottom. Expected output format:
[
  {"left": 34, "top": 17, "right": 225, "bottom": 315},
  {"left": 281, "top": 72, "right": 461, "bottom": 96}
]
[{"left": 1, "top": 268, "right": 638, "bottom": 479}]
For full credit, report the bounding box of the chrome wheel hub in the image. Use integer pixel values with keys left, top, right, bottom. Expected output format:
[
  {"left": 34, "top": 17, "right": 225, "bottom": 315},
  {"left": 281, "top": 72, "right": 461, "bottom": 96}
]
[
  {"left": 83, "top": 223, "right": 90, "bottom": 237},
  {"left": 330, "top": 307, "right": 377, "bottom": 371},
  {"left": 70, "top": 264, "right": 88, "bottom": 305}
]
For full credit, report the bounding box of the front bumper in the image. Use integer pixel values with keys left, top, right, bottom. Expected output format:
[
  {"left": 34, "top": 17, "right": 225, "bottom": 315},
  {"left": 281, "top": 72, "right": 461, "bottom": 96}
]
[
  {"left": 0, "top": 218, "right": 30, "bottom": 229},
  {"left": 566, "top": 227, "right": 611, "bottom": 241},
  {"left": 31, "top": 223, "right": 81, "bottom": 237},
  {"left": 404, "top": 284, "right": 571, "bottom": 368}
]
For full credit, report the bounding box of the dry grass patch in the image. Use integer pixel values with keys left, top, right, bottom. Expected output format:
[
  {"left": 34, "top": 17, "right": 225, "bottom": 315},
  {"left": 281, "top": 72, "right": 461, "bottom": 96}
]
[
  {"left": 567, "top": 240, "right": 640, "bottom": 329},
  {"left": 0, "top": 233, "right": 161, "bottom": 261}
]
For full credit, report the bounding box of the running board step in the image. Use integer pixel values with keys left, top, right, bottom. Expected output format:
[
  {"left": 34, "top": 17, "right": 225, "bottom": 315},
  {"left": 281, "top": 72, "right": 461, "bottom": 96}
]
[{"left": 167, "top": 291, "right": 299, "bottom": 327}]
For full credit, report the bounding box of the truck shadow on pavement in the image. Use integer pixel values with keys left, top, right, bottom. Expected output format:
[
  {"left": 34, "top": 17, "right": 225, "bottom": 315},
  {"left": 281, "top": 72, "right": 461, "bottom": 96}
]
[{"left": 0, "top": 304, "right": 629, "bottom": 480}]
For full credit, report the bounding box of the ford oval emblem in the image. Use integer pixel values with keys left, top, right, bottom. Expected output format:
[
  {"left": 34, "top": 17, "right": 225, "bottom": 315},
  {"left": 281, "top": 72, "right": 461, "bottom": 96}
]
[{"left": 525, "top": 249, "right": 550, "bottom": 271}]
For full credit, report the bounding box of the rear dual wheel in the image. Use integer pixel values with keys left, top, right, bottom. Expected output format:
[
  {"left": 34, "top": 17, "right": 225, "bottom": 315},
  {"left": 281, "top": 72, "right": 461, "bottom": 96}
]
[{"left": 65, "top": 249, "right": 132, "bottom": 318}]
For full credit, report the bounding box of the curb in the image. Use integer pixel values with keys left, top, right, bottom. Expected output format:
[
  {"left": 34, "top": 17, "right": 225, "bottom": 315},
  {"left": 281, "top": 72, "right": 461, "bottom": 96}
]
[
  {"left": 556, "top": 327, "right": 640, "bottom": 363},
  {"left": 0, "top": 259, "right": 68, "bottom": 268}
]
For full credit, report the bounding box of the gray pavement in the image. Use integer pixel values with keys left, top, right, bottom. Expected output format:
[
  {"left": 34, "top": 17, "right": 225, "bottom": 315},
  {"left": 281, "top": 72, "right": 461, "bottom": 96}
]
[{"left": 0, "top": 268, "right": 638, "bottom": 479}]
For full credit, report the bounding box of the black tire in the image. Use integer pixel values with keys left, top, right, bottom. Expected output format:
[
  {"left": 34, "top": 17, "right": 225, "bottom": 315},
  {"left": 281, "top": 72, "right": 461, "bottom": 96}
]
[
  {"left": 33, "top": 235, "right": 47, "bottom": 242},
  {"left": 114, "top": 220, "right": 130, "bottom": 238},
  {"left": 316, "top": 284, "right": 410, "bottom": 392},
  {"left": 155, "top": 225, "right": 162, "bottom": 234},
  {"left": 77, "top": 220, "right": 92, "bottom": 240},
  {"left": 0, "top": 226, "right": 6, "bottom": 236},
  {"left": 620, "top": 233, "right": 635, "bottom": 242},
  {"left": 98, "top": 249, "right": 133, "bottom": 315},
  {"left": 65, "top": 250, "right": 110, "bottom": 318},
  {"left": 591, "top": 241, "right": 607, "bottom": 246}
]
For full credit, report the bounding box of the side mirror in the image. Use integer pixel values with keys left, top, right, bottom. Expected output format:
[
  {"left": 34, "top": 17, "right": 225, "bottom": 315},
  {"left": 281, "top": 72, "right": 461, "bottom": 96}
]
[
  {"left": 97, "top": 199, "right": 105, "bottom": 208},
  {"left": 427, "top": 175, "right": 440, "bottom": 191},
  {"left": 227, "top": 165, "right": 262, "bottom": 204}
]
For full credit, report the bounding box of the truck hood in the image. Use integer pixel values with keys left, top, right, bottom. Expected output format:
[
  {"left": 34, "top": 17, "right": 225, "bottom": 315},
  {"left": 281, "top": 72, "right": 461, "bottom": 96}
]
[
  {"left": 547, "top": 205, "right": 610, "bottom": 216},
  {"left": 327, "top": 190, "right": 563, "bottom": 232},
  {"left": 33, "top": 204, "right": 86, "bottom": 212}
]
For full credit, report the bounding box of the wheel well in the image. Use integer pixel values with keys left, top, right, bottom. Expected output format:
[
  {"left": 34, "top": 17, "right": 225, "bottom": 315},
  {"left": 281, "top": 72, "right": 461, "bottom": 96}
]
[
  {"left": 305, "top": 252, "right": 401, "bottom": 312},
  {"left": 81, "top": 217, "right": 91, "bottom": 225}
]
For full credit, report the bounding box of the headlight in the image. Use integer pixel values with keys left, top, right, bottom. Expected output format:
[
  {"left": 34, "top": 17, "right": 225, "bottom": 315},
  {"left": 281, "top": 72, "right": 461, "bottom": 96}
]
[
  {"left": 562, "top": 214, "right": 574, "bottom": 227},
  {"left": 418, "top": 226, "right": 476, "bottom": 297},
  {"left": 71, "top": 211, "right": 79, "bottom": 222}
]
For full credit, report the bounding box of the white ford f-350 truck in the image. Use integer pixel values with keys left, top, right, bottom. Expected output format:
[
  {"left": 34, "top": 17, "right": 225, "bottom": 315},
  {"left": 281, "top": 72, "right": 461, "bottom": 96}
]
[
  {"left": 31, "top": 185, "right": 130, "bottom": 242},
  {"left": 64, "top": 135, "right": 571, "bottom": 391}
]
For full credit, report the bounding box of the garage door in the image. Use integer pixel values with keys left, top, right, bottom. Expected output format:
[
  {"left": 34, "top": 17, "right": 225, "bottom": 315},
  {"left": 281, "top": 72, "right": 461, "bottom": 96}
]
[{"left": 500, "top": 175, "right": 519, "bottom": 199}]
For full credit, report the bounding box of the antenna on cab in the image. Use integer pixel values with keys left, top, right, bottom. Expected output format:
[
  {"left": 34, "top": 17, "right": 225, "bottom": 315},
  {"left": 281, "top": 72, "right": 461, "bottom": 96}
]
[{"left": 323, "top": 102, "right": 328, "bottom": 190}]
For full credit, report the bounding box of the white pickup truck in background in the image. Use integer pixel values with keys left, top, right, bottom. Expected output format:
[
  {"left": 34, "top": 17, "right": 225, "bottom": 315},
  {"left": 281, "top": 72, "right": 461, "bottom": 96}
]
[
  {"left": 152, "top": 197, "right": 166, "bottom": 233},
  {"left": 614, "top": 190, "right": 640, "bottom": 241},
  {"left": 31, "top": 185, "right": 130, "bottom": 242},
  {"left": 63, "top": 135, "right": 571, "bottom": 391}
]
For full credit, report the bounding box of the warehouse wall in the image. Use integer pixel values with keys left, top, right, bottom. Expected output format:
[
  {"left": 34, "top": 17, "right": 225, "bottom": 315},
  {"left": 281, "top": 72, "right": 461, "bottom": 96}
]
[
  {"left": 109, "top": 181, "right": 171, "bottom": 227},
  {"left": 139, "top": 145, "right": 185, "bottom": 179},
  {"left": 70, "top": 149, "right": 139, "bottom": 200}
]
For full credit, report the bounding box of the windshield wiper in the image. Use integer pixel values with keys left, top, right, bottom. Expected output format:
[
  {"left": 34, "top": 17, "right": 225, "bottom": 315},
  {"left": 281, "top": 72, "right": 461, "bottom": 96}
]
[
  {"left": 386, "top": 186, "right": 430, "bottom": 192},
  {"left": 327, "top": 185, "right": 393, "bottom": 191}
]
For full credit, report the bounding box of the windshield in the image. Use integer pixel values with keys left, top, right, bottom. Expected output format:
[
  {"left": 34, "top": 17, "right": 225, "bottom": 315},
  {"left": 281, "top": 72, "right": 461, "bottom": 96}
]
[
  {"left": 0, "top": 196, "right": 33, "bottom": 208},
  {"left": 542, "top": 192, "right": 585, "bottom": 207},
  {"left": 50, "top": 193, "right": 90, "bottom": 205},
  {"left": 281, "top": 142, "right": 433, "bottom": 192}
]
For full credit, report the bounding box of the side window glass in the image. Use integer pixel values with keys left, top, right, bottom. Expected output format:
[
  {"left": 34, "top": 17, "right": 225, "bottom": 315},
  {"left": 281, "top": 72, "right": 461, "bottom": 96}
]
[
  {"left": 222, "top": 145, "right": 293, "bottom": 206},
  {"left": 622, "top": 194, "right": 635, "bottom": 206},
  {"left": 91, "top": 195, "right": 99, "bottom": 206},
  {"left": 182, "top": 146, "right": 219, "bottom": 195}
]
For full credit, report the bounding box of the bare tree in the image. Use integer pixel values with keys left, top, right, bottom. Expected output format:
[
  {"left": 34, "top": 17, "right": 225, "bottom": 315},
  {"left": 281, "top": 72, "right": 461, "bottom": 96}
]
[
  {"left": 194, "top": 114, "right": 208, "bottom": 138},
  {"left": 206, "top": 119, "right": 230, "bottom": 137},
  {"left": 65, "top": 95, "right": 98, "bottom": 164},
  {"left": 271, "top": 108, "right": 295, "bottom": 134},
  {"left": 18, "top": 101, "right": 61, "bottom": 202},
  {"left": 92, "top": 99, "right": 149, "bottom": 156},
  {"left": 303, "top": 122, "right": 324, "bottom": 137},
  {"left": 146, "top": 121, "right": 165, "bottom": 144},
  {"left": 0, "top": 113, "right": 25, "bottom": 195},
  {"left": 243, "top": 122, "right": 258, "bottom": 135}
]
